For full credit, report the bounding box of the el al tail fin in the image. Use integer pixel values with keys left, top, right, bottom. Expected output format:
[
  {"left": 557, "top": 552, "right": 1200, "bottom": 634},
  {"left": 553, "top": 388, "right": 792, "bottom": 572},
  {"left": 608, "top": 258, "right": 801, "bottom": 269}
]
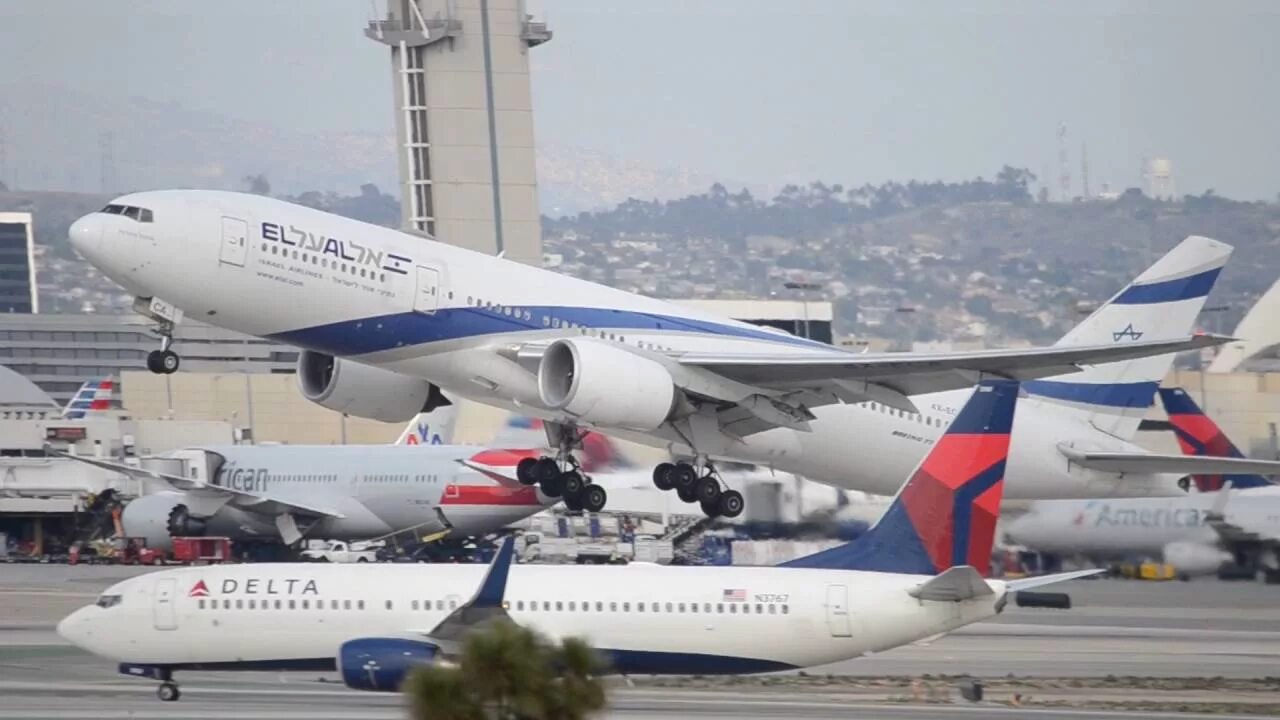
[
  {"left": 782, "top": 380, "right": 1019, "bottom": 575},
  {"left": 60, "top": 378, "right": 117, "bottom": 419},
  {"left": 1159, "top": 387, "right": 1269, "bottom": 490},
  {"left": 1025, "top": 236, "right": 1230, "bottom": 440},
  {"left": 394, "top": 400, "right": 459, "bottom": 446}
]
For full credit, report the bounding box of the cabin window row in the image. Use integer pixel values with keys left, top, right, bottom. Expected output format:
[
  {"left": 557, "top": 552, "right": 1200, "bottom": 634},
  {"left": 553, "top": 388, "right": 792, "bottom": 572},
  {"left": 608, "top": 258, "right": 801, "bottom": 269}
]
[
  {"left": 863, "top": 401, "right": 945, "bottom": 428},
  {"left": 508, "top": 600, "right": 788, "bottom": 616},
  {"left": 261, "top": 243, "right": 389, "bottom": 284},
  {"left": 463, "top": 296, "right": 673, "bottom": 353},
  {"left": 199, "top": 598, "right": 373, "bottom": 611}
]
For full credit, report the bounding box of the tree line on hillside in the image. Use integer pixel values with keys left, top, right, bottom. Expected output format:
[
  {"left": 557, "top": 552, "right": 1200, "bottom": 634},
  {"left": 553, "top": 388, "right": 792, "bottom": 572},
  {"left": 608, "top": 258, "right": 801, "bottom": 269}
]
[{"left": 543, "top": 166, "right": 1040, "bottom": 241}]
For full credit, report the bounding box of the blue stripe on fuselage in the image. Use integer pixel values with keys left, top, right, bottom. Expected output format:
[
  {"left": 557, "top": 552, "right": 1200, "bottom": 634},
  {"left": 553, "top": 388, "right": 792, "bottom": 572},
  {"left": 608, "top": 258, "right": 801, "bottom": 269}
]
[
  {"left": 1112, "top": 267, "right": 1221, "bottom": 305},
  {"left": 1023, "top": 380, "right": 1158, "bottom": 409},
  {"left": 144, "top": 649, "right": 795, "bottom": 677},
  {"left": 267, "top": 306, "right": 829, "bottom": 357}
]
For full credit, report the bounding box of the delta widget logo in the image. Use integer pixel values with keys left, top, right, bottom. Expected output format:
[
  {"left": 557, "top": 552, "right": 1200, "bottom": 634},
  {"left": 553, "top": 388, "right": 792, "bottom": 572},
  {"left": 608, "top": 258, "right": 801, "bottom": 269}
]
[{"left": 188, "top": 580, "right": 210, "bottom": 597}]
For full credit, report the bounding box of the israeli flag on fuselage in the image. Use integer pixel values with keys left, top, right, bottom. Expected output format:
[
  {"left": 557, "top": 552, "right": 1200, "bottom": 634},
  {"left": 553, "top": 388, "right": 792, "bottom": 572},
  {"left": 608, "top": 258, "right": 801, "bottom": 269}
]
[{"left": 1025, "top": 235, "right": 1231, "bottom": 440}]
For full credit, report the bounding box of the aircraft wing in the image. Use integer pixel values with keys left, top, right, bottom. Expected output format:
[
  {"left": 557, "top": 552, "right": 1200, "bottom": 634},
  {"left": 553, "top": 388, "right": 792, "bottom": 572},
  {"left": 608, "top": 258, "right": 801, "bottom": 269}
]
[
  {"left": 1204, "top": 487, "right": 1278, "bottom": 546},
  {"left": 43, "top": 446, "right": 344, "bottom": 519},
  {"left": 676, "top": 334, "right": 1225, "bottom": 395},
  {"left": 1004, "top": 568, "right": 1105, "bottom": 591},
  {"left": 1057, "top": 446, "right": 1280, "bottom": 478}
]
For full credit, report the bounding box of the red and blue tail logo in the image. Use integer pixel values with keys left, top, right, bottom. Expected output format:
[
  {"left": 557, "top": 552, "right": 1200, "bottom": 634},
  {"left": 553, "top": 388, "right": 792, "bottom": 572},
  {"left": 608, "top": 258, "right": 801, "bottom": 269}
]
[
  {"left": 1158, "top": 388, "right": 1268, "bottom": 491},
  {"left": 60, "top": 379, "right": 116, "bottom": 420},
  {"left": 782, "top": 380, "right": 1018, "bottom": 575}
]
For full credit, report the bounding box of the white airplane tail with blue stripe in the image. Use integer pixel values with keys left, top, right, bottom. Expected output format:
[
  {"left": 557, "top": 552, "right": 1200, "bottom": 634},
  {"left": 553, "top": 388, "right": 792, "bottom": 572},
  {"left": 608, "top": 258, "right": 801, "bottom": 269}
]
[{"left": 1026, "top": 236, "right": 1231, "bottom": 441}]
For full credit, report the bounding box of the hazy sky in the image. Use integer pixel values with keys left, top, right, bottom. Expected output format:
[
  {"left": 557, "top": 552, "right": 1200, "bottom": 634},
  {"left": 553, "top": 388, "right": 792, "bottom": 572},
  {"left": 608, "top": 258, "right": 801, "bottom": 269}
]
[{"left": 3, "top": 0, "right": 1279, "bottom": 199}]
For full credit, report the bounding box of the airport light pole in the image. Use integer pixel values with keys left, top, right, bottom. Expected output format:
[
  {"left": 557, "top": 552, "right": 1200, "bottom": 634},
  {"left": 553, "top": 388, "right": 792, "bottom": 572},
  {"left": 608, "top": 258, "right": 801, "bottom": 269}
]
[
  {"left": 1199, "top": 305, "right": 1230, "bottom": 413},
  {"left": 783, "top": 280, "right": 823, "bottom": 340}
]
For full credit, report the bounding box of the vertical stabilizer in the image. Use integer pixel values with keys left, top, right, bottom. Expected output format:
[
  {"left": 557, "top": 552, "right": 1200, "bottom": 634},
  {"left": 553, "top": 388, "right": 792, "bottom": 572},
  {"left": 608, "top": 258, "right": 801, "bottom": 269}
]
[
  {"left": 1159, "top": 387, "right": 1269, "bottom": 490},
  {"left": 1026, "top": 236, "right": 1230, "bottom": 440},
  {"left": 782, "top": 380, "right": 1019, "bottom": 574}
]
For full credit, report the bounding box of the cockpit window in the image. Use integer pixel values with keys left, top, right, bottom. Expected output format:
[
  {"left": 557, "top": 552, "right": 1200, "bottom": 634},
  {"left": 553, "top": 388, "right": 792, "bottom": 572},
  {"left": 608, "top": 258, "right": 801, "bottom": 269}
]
[
  {"left": 95, "top": 594, "right": 123, "bottom": 609},
  {"left": 100, "top": 204, "right": 154, "bottom": 223}
]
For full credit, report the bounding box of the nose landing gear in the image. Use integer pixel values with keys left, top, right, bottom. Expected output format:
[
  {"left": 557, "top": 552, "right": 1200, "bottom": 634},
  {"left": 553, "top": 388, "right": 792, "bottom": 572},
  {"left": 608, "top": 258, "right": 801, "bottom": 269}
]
[
  {"left": 157, "top": 681, "right": 181, "bottom": 702},
  {"left": 653, "top": 461, "right": 744, "bottom": 519},
  {"left": 145, "top": 319, "right": 180, "bottom": 375}
]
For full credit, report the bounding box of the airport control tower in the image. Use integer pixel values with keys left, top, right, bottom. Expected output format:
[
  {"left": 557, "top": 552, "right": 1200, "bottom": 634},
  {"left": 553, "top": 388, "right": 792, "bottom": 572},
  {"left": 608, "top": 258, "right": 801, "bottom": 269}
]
[{"left": 366, "top": 0, "right": 549, "bottom": 266}]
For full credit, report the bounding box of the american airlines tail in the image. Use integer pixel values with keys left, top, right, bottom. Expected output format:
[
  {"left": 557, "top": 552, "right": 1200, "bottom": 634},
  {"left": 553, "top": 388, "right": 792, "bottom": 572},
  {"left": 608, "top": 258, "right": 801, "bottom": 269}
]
[
  {"left": 1027, "top": 236, "right": 1231, "bottom": 440},
  {"left": 783, "top": 380, "right": 1017, "bottom": 574},
  {"left": 60, "top": 378, "right": 116, "bottom": 419},
  {"left": 394, "top": 402, "right": 459, "bottom": 446},
  {"left": 1159, "top": 387, "right": 1271, "bottom": 491}
]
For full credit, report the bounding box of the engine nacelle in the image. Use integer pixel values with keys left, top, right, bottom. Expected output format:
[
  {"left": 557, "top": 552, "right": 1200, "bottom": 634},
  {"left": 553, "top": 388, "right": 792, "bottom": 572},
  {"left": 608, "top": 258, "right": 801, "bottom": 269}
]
[
  {"left": 1162, "top": 541, "right": 1231, "bottom": 577},
  {"left": 537, "top": 338, "right": 676, "bottom": 431},
  {"left": 297, "top": 350, "right": 445, "bottom": 423},
  {"left": 338, "top": 637, "right": 438, "bottom": 692},
  {"left": 120, "top": 492, "right": 188, "bottom": 552}
]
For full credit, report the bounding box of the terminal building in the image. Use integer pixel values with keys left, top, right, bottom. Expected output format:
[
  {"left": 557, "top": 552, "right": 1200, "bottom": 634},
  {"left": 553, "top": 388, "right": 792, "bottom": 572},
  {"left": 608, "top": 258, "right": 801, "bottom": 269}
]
[{"left": 0, "top": 212, "right": 37, "bottom": 313}]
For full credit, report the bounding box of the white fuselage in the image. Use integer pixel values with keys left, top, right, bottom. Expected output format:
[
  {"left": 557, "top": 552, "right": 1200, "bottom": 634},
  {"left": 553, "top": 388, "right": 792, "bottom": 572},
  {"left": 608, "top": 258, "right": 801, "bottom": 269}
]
[
  {"left": 127, "top": 444, "right": 553, "bottom": 549},
  {"left": 72, "top": 191, "right": 1184, "bottom": 500},
  {"left": 1006, "top": 487, "right": 1280, "bottom": 557},
  {"left": 57, "top": 562, "right": 1005, "bottom": 675}
]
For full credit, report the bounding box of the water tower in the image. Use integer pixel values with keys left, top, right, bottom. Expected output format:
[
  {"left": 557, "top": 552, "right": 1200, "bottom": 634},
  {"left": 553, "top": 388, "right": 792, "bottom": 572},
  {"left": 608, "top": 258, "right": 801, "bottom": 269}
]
[{"left": 1144, "top": 157, "right": 1176, "bottom": 199}]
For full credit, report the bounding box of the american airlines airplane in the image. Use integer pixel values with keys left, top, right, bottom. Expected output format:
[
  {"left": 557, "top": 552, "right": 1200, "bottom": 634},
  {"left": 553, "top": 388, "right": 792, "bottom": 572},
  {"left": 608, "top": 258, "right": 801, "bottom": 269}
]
[
  {"left": 57, "top": 380, "right": 1097, "bottom": 702},
  {"left": 50, "top": 406, "right": 565, "bottom": 550},
  {"left": 67, "top": 192, "right": 1240, "bottom": 515},
  {"left": 1006, "top": 388, "right": 1280, "bottom": 579}
]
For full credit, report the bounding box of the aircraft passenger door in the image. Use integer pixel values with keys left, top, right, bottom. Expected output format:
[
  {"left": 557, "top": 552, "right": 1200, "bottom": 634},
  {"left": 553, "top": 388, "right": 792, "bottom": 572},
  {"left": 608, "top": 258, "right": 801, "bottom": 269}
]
[
  {"left": 153, "top": 577, "right": 178, "bottom": 631},
  {"left": 413, "top": 265, "right": 440, "bottom": 315},
  {"left": 825, "top": 584, "right": 852, "bottom": 638},
  {"left": 219, "top": 216, "right": 249, "bottom": 267}
]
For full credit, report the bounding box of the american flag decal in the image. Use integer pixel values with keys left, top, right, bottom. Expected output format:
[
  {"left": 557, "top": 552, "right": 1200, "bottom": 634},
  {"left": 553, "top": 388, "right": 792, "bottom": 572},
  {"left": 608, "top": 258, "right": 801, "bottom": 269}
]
[{"left": 722, "top": 589, "right": 746, "bottom": 602}]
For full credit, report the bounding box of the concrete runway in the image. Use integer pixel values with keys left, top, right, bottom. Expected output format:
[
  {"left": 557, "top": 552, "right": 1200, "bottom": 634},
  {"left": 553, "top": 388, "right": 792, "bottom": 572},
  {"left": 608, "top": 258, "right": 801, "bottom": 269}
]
[{"left": 2, "top": 565, "right": 1279, "bottom": 718}]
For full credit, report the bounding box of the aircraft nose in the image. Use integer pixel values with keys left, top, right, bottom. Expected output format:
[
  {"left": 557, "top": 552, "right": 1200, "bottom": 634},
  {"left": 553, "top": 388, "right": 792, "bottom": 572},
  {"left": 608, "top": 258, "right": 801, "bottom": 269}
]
[
  {"left": 55, "top": 610, "right": 79, "bottom": 644},
  {"left": 68, "top": 213, "right": 103, "bottom": 258}
]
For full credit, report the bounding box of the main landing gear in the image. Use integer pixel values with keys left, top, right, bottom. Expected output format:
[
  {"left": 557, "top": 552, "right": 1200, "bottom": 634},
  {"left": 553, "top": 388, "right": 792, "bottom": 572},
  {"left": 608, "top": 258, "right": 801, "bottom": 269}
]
[
  {"left": 652, "top": 461, "right": 744, "bottom": 519},
  {"left": 515, "top": 425, "right": 608, "bottom": 513},
  {"left": 145, "top": 321, "right": 180, "bottom": 375}
]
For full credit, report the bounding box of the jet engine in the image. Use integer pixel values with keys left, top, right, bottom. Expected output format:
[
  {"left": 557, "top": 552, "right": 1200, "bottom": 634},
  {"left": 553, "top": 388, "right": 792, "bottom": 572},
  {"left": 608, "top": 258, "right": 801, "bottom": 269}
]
[
  {"left": 1162, "top": 541, "right": 1231, "bottom": 577},
  {"left": 297, "top": 350, "right": 448, "bottom": 423},
  {"left": 338, "top": 638, "right": 438, "bottom": 692},
  {"left": 537, "top": 338, "right": 677, "bottom": 431},
  {"left": 120, "top": 492, "right": 189, "bottom": 551}
]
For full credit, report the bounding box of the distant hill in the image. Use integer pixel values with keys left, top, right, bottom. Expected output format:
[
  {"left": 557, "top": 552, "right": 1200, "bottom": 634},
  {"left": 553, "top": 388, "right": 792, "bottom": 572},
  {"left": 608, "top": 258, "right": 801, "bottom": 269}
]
[{"left": 0, "top": 83, "right": 720, "bottom": 214}]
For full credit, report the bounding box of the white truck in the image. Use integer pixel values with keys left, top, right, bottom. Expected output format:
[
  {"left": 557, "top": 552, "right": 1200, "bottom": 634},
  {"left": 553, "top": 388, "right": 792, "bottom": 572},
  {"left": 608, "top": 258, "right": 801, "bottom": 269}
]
[
  {"left": 516, "top": 532, "right": 673, "bottom": 565},
  {"left": 299, "top": 540, "right": 379, "bottom": 564}
]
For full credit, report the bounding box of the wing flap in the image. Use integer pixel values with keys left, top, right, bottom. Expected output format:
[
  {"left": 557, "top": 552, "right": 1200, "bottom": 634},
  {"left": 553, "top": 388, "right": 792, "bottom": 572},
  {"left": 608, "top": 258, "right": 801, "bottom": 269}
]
[{"left": 1005, "top": 568, "right": 1105, "bottom": 591}]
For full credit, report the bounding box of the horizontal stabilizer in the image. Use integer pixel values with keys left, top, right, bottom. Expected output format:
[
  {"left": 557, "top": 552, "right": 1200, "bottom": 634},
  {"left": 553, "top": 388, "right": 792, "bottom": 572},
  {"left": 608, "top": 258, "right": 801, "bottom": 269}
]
[
  {"left": 1057, "top": 445, "right": 1280, "bottom": 478},
  {"left": 1005, "top": 568, "right": 1105, "bottom": 592},
  {"left": 908, "top": 566, "right": 994, "bottom": 602}
]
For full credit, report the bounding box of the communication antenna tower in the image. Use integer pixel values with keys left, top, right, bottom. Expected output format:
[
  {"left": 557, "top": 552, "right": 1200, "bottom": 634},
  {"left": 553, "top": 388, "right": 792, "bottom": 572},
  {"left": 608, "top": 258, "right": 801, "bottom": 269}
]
[
  {"left": 1057, "top": 123, "right": 1071, "bottom": 201},
  {"left": 1080, "top": 142, "right": 1090, "bottom": 200}
]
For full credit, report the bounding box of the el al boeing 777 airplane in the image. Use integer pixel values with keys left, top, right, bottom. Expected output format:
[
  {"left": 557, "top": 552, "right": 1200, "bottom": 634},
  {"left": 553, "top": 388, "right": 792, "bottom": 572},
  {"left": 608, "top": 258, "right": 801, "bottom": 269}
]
[
  {"left": 57, "top": 380, "right": 1099, "bottom": 701},
  {"left": 66, "top": 191, "right": 1251, "bottom": 515}
]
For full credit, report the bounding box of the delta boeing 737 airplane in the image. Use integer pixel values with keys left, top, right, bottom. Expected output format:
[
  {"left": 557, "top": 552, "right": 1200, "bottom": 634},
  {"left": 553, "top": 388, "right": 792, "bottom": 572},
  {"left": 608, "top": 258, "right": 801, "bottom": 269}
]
[
  {"left": 57, "top": 380, "right": 1099, "bottom": 702},
  {"left": 67, "top": 191, "right": 1256, "bottom": 516}
]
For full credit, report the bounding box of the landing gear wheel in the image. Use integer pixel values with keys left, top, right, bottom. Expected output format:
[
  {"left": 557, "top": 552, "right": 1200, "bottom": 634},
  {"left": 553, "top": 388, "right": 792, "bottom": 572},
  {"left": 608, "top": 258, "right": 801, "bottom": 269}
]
[
  {"left": 560, "top": 470, "right": 586, "bottom": 497},
  {"left": 516, "top": 457, "right": 539, "bottom": 486},
  {"left": 671, "top": 463, "right": 698, "bottom": 490},
  {"left": 652, "top": 462, "right": 675, "bottom": 491},
  {"left": 532, "top": 458, "right": 560, "bottom": 484},
  {"left": 694, "top": 476, "right": 721, "bottom": 505},
  {"left": 147, "top": 349, "right": 179, "bottom": 374},
  {"left": 157, "top": 682, "right": 180, "bottom": 702},
  {"left": 700, "top": 498, "right": 721, "bottom": 518},
  {"left": 581, "top": 485, "right": 607, "bottom": 513},
  {"left": 563, "top": 492, "right": 584, "bottom": 512},
  {"left": 676, "top": 484, "right": 698, "bottom": 504},
  {"left": 540, "top": 474, "right": 564, "bottom": 499},
  {"left": 717, "top": 490, "right": 745, "bottom": 519}
]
